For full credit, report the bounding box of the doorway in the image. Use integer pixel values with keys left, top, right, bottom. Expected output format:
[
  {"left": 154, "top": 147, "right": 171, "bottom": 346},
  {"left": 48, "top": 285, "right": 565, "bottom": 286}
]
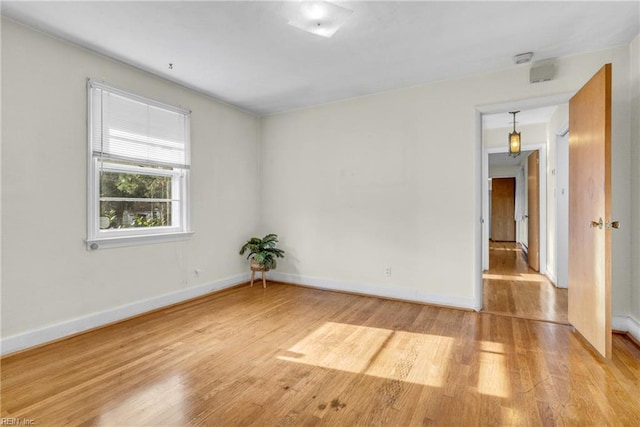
[
  {"left": 479, "top": 105, "right": 567, "bottom": 323},
  {"left": 477, "top": 66, "right": 614, "bottom": 358},
  {"left": 484, "top": 147, "right": 568, "bottom": 323},
  {"left": 483, "top": 143, "right": 547, "bottom": 274}
]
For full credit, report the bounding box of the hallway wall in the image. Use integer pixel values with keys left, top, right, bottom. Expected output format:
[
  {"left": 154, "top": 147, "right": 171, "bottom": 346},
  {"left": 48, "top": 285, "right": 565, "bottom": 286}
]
[{"left": 546, "top": 104, "right": 569, "bottom": 286}]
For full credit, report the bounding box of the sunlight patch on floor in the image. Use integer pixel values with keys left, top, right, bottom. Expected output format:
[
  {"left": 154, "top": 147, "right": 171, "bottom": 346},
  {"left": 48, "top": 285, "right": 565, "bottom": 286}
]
[
  {"left": 97, "top": 374, "right": 186, "bottom": 426},
  {"left": 489, "top": 247, "right": 522, "bottom": 252},
  {"left": 483, "top": 273, "right": 548, "bottom": 283},
  {"left": 277, "top": 322, "right": 454, "bottom": 388},
  {"left": 478, "top": 341, "right": 510, "bottom": 398},
  {"left": 501, "top": 406, "right": 524, "bottom": 425}
]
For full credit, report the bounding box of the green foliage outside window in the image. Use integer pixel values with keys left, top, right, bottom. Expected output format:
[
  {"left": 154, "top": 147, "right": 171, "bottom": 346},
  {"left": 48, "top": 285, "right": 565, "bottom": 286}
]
[{"left": 100, "top": 170, "right": 172, "bottom": 229}]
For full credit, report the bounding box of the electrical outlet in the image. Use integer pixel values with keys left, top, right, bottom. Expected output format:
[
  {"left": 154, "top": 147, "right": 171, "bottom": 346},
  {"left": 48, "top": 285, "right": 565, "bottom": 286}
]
[{"left": 384, "top": 267, "right": 391, "bottom": 277}]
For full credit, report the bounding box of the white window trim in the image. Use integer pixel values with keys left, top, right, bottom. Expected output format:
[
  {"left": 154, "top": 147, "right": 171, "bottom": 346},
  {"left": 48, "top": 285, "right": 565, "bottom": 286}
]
[{"left": 86, "top": 80, "right": 192, "bottom": 250}]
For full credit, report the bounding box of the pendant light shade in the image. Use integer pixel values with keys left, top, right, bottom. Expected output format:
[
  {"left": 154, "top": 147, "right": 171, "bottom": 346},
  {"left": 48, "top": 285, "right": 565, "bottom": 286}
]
[{"left": 508, "top": 111, "right": 521, "bottom": 157}]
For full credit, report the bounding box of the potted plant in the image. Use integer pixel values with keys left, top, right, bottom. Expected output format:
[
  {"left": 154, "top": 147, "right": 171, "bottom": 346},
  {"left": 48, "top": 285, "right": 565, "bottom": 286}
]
[{"left": 239, "top": 234, "right": 285, "bottom": 288}]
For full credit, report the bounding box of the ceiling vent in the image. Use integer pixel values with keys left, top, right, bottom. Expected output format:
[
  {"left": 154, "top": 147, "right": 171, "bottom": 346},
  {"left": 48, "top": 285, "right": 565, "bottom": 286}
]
[
  {"left": 530, "top": 60, "right": 555, "bottom": 83},
  {"left": 513, "top": 52, "right": 533, "bottom": 64}
]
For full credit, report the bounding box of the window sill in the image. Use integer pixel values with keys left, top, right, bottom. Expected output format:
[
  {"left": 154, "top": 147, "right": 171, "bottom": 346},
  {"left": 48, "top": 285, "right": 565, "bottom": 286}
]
[{"left": 86, "top": 231, "right": 194, "bottom": 250}]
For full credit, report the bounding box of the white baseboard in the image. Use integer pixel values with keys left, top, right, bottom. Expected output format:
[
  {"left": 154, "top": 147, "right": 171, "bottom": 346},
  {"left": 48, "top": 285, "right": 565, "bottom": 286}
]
[
  {"left": 544, "top": 270, "right": 557, "bottom": 287},
  {"left": 612, "top": 315, "right": 628, "bottom": 331},
  {"left": 269, "top": 272, "right": 477, "bottom": 311},
  {"left": 612, "top": 314, "right": 640, "bottom": 343},
  {"left": 0, "top": 273, "right": 250, "bottom": 356},
  {"left": 630, "top": 316, "right": 640, "bottom": 343},
  {"left": 8, "top": 271, "right": 631, "bottom": 357}
]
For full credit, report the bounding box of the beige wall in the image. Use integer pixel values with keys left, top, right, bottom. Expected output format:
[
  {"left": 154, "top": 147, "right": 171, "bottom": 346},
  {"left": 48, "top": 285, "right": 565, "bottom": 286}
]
[
  {"left": 484, "top": 123, "right": 547, "bottom": 150},
  {"left": 631, "top": 33, "right": 640, "bottom": 326},
  {"left": 488, "top": 165, "right": 519, "bottom": 178},
  {"left": 1, "top": 19, "right": 261, "bottom": 347},
  {"left": 261, "top": 45, "right": 633, "bottom": 313},
  {"left": 546, "top": 104, "right": 569, "bottom": 285}
]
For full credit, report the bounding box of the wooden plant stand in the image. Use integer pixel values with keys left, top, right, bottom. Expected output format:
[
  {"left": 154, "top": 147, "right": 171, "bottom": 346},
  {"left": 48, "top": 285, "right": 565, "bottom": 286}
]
[{"left": 250, "top": 262, "right": 267, "bottom": 288}]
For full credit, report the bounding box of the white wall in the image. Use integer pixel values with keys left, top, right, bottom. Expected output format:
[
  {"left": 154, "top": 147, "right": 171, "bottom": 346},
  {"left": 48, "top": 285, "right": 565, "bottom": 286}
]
[
  {"left": 484, "top": 123, "right": 547, "bottom": 150},
  {"left": 1, "top": 19, "right": 261, "bottom": 352},
  {"left": 520, "top": 159, "right": 529, "bottom": 249},
  {"left": 630, "top": 33, "right": 640, "bottom": 335},
  {"left": 261, "top": 45, "right": 633, "bottom": 314},
  {"left": 546, "top": 104, "right": 569, "bottom": 286}
]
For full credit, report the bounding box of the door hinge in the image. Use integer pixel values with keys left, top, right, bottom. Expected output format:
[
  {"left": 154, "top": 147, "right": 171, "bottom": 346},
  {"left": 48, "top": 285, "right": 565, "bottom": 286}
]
[{"left": 606, "top": 220, "right": 620, "bottom": 230}]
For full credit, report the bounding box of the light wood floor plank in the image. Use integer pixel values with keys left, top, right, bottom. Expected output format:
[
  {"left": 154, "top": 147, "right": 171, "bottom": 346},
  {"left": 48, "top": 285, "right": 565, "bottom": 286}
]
[
  {"left": 484, "top": 241, "right": 568, "bottom": 324},
  {"left": 2, "top": 282, "right": 639, "bottom": 426}
]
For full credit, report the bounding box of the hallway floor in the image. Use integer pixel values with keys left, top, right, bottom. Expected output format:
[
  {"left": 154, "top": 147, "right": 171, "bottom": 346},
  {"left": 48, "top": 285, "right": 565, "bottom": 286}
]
[{"left": 483, "top": 241, "right": 568, "bottom": 324}]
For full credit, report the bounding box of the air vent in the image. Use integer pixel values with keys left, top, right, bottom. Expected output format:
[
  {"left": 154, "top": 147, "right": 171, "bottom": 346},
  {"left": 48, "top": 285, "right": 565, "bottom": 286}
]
[
  {"left": 513, "top": 52, "right": 534, "bottom": 64},
  {"left": 530, "top": 60, "right": 555, "bottom": 83}
]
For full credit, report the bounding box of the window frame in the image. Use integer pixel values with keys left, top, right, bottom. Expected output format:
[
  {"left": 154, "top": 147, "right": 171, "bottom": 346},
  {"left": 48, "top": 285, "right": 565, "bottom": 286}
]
[{"left": 86, "top": 80, "right": 192, "bottom": 250}]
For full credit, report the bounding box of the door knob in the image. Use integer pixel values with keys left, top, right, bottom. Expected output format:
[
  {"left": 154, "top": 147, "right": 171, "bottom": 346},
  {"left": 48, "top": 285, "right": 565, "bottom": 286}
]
[
  {"left": 590, "top": 217, "right": 603, "bottom": 229},
  {"left": 606, "top": 220, "right": 620, "bottom": 230}
]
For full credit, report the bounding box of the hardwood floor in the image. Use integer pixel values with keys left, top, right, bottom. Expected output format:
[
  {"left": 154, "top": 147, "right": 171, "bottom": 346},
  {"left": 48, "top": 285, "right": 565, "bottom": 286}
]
[
  {"left": 2, "top": 283, "right": 639, "bottom": 426},
  {"left": 483, "top": 241, "right": 568, "bottom": 324}
]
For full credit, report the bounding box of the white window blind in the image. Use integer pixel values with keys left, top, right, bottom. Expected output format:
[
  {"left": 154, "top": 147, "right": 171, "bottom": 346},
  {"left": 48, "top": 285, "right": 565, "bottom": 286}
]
[
  {"left": 89, "top": 80, "right": 190, "bottom": 169},
  {"left": 86, "top": 80, "right": 192, "bottom": 250}
]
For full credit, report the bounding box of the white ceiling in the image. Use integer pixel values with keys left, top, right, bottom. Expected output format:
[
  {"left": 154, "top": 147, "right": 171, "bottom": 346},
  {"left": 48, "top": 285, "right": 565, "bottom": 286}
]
[
  {"left": 2, "top": 1, "right": 638, "bottom": 116},
  {"left": 483, "top": 106, "right": 559, "bottom": 130}
]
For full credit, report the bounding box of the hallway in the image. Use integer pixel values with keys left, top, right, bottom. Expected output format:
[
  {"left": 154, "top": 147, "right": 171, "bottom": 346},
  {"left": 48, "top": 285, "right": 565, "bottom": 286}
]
[{"left": 483, "top": 241, "right": 568, "bottom": 324}]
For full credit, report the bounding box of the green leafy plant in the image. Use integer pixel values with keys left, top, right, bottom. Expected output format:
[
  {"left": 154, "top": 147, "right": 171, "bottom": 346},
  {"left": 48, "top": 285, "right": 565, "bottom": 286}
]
[
  {"left": 239, "top": 234, "right": 285, "bottom": 272},
  {"left": 101, "top": 209, "right": 118, "bottom": 229},
  {"left": 131, "top": 214, "right": 166, "bottom": 228}
]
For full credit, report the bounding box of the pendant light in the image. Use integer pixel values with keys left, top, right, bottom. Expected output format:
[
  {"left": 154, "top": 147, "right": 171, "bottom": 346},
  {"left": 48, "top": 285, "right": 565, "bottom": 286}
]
[{"left": 508, "top": 111, "right": 521, "bottom": 157}]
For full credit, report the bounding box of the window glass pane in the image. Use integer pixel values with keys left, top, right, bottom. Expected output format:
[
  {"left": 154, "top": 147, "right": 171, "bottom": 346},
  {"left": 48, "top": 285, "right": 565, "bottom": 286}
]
[
  {"left": 100, "top": 170, "right": 172, "bottom": 199},
  {"left": 99, "top": 169, "right": 176, "bottom": 229},
  {"left": 100, "top": 201, "right": 175, "bottom": 229}
]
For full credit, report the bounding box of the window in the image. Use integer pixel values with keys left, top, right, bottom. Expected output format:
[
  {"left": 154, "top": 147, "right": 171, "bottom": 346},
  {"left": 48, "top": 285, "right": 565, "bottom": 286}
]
[{"left": 87, "top": 80, "right": 192, "bottom": 250}]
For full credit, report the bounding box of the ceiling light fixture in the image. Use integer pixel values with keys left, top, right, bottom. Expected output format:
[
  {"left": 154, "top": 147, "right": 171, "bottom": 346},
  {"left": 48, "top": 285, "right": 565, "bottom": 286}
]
[
  {"left": 508, "top": 111, "right": 521, "bottom": 157},
  {"left": 288, "top": 1, "right": 353, "bottom": 38},
  {"left": 303, "top": 2, "right": 327, "bottom": 20}
]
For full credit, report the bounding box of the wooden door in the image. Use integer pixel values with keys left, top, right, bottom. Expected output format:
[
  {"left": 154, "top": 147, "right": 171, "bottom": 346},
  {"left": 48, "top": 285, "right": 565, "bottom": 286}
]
[
  {"left": 568, "top": 64, "right": 612, "bottom": 358},
  {"left": 491, "top": 178, "right": 515, "bottom": 242},
  {"left": 527, "top": 151, "right": 540, "bottom": 271}
]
